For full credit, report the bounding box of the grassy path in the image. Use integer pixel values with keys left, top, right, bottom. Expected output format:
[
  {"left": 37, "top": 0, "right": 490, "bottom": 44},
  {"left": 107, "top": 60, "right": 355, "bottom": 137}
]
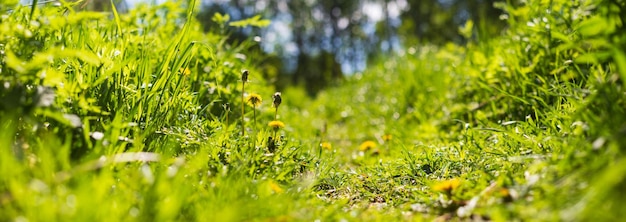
[{"left": 2, "top": 0, "right": 626, "bottom": 221}]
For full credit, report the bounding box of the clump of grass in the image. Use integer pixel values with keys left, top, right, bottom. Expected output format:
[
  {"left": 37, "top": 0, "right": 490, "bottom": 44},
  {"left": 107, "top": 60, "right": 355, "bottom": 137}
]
[{"left": 2, "top": 0, "right": 625, "bottom": 221}]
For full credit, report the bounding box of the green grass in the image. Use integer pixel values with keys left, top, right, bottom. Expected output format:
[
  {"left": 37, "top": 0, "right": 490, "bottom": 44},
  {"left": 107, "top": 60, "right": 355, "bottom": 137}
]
[{"left": 2, "top": 0, "right": 626, "bottom": 221}]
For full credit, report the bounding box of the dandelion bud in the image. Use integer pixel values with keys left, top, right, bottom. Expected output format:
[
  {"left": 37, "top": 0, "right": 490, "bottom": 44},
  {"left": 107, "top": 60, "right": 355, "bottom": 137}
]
[
  {"left": 272, "top": 92, "right": 282, "bottom": 108},
  {"left": 241, "top": 70, "right": 249, "bottom": 82}
]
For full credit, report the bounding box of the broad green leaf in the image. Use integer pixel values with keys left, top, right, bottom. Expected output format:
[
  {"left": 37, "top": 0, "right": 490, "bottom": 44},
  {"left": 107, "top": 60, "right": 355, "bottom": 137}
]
[
  {"left": 53, "top": 48, "right": 102, "bottom": 66},
  {"left": 550, "top": 31, "right": 571, "bottom": 43},
  {"left": 574, "top": 51, "right": 612, "bottom": 64},
  {"left": 4, "top": 50, "right": 27, "bottom": 73},
  {"left": 111, "top": 0, "right": 123, "bottom": 37},
  {"left": 459, "top": 20, "right": 473, "bottom": 39},
  {"left": 212, "top": 12, "right": 230, "bottom": 24},
  {"left": 576, "top": 16, "right": 608, "bottom": 37}
]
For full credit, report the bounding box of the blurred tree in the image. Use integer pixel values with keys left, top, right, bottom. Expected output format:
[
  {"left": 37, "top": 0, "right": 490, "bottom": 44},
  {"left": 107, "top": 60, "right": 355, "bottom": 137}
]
[
  {"left": 15, "top": 0, "right": 130, "bottom": 12},
  {"left": 197, "top": 0, "right": 370, "bottom": 95},
  {"left": 13, "top": 0, "right": 509, "bottom": 95},
  {"left": 398, "top": 0, "right": 506, "bottom": 44},
  {"left": 81, "top": 0, "right": 128, "bottom": 12},
  {"left": 286, "top": 0, "right": 364, "bottom": 95},
  {"left": 196, "top": 0, "right": 507, "bottom": 95}
]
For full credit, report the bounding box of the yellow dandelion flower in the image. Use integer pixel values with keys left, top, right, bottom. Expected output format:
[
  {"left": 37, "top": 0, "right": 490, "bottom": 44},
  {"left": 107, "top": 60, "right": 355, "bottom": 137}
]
[
  {"left": 359, "top": 140, "right": 377, "bottom": 151},
  {"left": 269, "top": 180, "right": 284, "bottom": 194},
  {"left": 382, "top": 134, "right": 392, "bottom": 142},
  {"left": 432, "top": 178, "right": 461, "bottom": 193},
  {"left": 499, "top": 187, "right": 514, "bottom": 202},
  {"left": 247, "top": 93, "right": 262, "bottom": 106},
  {"left": 498, "top": 188, "right": 510, "bottom": 197},
  {"left": 268, "top": 120, "right": 285, "bottom": 130},
  {"left": 179, "top": 67, "right": 191, "bottom": 76},
  {"left": 320, "top": 142, "right": 332, "bottom": 150}
]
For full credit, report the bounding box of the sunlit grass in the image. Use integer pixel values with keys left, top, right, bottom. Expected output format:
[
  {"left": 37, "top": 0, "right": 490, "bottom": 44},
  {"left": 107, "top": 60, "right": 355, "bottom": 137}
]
[{"left": 1, "top": 0, "right": 626, "bottom": 221}]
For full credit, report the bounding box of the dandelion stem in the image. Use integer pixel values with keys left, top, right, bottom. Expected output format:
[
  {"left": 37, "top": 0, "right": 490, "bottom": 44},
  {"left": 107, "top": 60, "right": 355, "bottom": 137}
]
[
  {"left": 253, "top": 111, "right": 256, "bottom": 148},
  {"left": 241, "top": 70, "right": 249, "bottom": 137},
  {"left": 274, "top": 127, "right": 278, "bottom": 140},
  {"left": 268, "top": 121, "right": 285, "bottom": 147},
  {"left": 318, "top": 141, "right": 323, "bottom": 158},
  {"left": 253, "top": 106, "right": 256, "bottom": 133},
  {"left": 241, "top": 81, "right": 245, "bottom": 137}
]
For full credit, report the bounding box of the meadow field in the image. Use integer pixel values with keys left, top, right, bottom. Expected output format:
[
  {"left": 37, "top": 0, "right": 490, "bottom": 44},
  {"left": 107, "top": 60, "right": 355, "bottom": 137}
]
[{"left": 1, "top": 0, "right": 626, "bottom": 221}]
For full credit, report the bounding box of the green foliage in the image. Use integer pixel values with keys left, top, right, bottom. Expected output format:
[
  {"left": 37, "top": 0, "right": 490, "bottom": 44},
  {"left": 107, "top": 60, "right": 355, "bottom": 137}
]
[
  {"left": 285, "top": 0, "right": 626, "bottom": 220},
  {"left": 0, "top": 1, "right": 285, "bottom": 220},
  {"left": 228, "top": 15, "right": 270, "bottom": 28},
  {"left": 1, "top": 0, "right": 626, "bottom": 221}
]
